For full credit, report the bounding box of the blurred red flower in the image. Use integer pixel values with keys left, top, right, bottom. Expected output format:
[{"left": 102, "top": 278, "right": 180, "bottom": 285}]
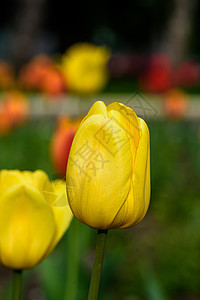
[
  {"left": 173, "top": 61, "right": 200, "bottom": 87},
  {"left": 139, "top": 54, "right": 172, "bottom": 93},
  {"left": 50, "top": 117, "right": 81, "bottom": 176},
  {"left": 108, "top": 53, "right": 145, "bottom": 77}
]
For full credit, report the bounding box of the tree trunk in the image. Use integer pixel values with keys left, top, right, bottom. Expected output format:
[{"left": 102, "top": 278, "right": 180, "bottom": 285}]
[
  {"left": 161, "top": 0, "right": 197, "bottom": 66},
  {"left": 9, "top": 0, "right": 46, "bottom": 70}
]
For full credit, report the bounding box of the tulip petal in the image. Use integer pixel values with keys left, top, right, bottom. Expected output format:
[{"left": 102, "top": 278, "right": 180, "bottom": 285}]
[
  {"left": 78, "top": 101, "right": 108, "bottom": 127},
  {"left": 86, "top": 101, "right": 107, "bottom": 118},
  {"left": 132, "top": 118, "right": 150, "bottom": 224},
  {"left": 107, "top": 102, "right": 141, "bottom": 161},
  {"left": 0, "top": 184, "right": 56, "bottom": 269},
  {"left": 0, "top": 170, "right": 24, "bottom": 196},
  {"left": 112, "top": 118, "right": 150, "bottom": 228},
  {"left": 32, "top": 170, "right": 56, "bottom": 205},
  {"left": 66, "top": 114, "right": 132, "bottom": 229},
  {"left": 22, "top": 173, "right": 73, "bottom": 251},
  {"left": 46, "top": 180, "right": 73, "bottom": 254}
]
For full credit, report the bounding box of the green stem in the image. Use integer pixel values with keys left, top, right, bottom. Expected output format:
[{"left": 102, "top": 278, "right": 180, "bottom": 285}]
[
  {"left": 64, "top": 218, "right": 81, "bottom": 300},
  {"left": 87, "top": 229, "right": 108, "bottom": 300},
  {"left": 12, "top": 270, "right": 22, "bottom": 300}
]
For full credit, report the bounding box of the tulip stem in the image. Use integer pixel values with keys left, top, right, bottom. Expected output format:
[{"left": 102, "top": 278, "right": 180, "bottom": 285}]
[
  {"left": 12, "top": 269, "right": 22, "bottom": 300},
  {"left": 64, "top": 219, "right": 81, "bottom": 300},
  {"left": 87, "top": 229, "right": 108, "bottom": 300}
]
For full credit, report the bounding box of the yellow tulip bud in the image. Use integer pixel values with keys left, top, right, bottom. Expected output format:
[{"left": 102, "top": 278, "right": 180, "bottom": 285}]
[
  {"left": 0, "top": 170, "right": 73, "bottom": 269},
  {"left": 66, "top": 101, "right": 150, "bottom": 230}
]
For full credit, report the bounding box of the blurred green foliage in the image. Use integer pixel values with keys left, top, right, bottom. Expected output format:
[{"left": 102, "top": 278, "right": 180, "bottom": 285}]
[{"left": 0, "top": 118, "right": 200, "bottom": 300}]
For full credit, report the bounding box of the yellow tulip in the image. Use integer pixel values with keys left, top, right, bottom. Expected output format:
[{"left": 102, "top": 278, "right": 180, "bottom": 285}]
[
  {"left": 0, "top": 170, "right": 73, "bottom": 269},
  {"left": 62, "top": 43, "right": 110, "bottom": 94},
  {"left": 66, "top": 101, "right": 150, "bottom": 230}
]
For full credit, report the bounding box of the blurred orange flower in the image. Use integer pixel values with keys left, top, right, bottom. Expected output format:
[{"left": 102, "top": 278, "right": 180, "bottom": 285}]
[
  {"left": 0, "top": 91, "right": 29, "bottom": 134},
  {"left": 0, "top": 61, "right": 15, "bottom": 90},
  {"left": 0, "top": 109, "right": 11, "bottom": 135},
  {"left": 50, "top": 117, "right": 81, "bottom": 176},
  {"left": 19, "top": 55, "right": 66, "bottom": 96},
  {"left": 163, "top": 89, "right": 188, "bottom": 120}
]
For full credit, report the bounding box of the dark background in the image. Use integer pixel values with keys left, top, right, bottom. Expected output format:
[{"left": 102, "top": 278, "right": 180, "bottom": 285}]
[{"left": 1, "top": 0, "right": 200, "bottom": 65}]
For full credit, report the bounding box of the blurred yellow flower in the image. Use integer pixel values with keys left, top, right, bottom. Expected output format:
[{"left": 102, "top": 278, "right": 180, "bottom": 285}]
[
  {"left": 0, "top": 170, "right": 73, "bottom": 269},
  {"left": 62, "top": 43, "right": 110, "bottom": 94},
  {"left": 66, "top": 101, "right": 150, "bottom": 230}
]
